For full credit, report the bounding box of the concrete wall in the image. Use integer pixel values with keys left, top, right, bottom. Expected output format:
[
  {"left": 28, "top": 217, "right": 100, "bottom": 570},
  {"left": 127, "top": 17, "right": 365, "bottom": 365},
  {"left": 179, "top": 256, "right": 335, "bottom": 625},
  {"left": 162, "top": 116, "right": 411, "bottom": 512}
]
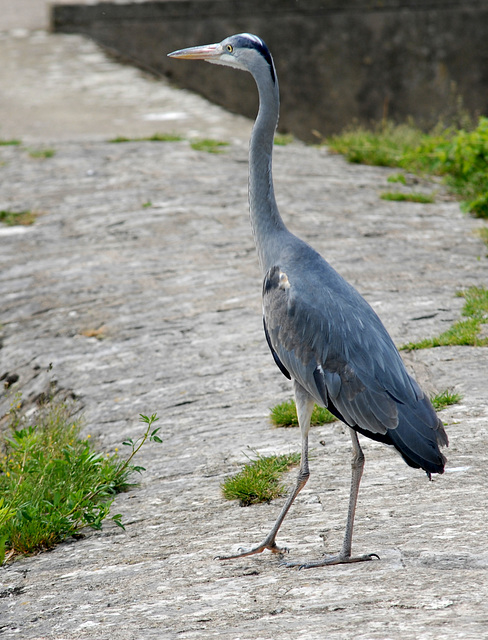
[{"left": 52, "top": 0, "right": 488, "bottom": 141}]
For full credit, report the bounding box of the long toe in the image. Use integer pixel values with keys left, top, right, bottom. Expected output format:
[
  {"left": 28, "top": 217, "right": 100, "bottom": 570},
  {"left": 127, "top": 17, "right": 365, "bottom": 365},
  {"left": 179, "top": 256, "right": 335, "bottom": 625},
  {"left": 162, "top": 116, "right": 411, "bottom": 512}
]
[
  {"left": 282, "top": 552, "right": 380, "bottom": 569},
  {"left": 216, "top": 540, "right": 289, "bottom": 561}
]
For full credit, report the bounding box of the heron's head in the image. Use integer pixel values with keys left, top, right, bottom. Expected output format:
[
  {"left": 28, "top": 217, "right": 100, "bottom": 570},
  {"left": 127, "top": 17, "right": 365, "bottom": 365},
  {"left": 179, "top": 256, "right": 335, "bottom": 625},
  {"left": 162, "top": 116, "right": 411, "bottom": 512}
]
[{"left": 168, "top": 33, "right": 276, "bottom": 84}]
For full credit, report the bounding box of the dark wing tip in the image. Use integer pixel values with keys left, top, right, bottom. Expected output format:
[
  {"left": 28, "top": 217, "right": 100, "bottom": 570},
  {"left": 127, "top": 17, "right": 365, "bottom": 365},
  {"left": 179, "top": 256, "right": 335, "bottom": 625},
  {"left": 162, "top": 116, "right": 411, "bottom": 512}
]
[{"left": 263, "top": 316, "right": 291, "bottom": 379}]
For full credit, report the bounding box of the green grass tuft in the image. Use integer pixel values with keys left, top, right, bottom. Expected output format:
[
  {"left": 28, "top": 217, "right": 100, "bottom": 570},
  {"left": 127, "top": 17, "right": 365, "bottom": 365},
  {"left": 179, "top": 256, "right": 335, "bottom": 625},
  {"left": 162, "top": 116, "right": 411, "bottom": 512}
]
[
  {"left": 0, "top": 139, "right": 21, "bottom": 146},
  {"left": 0, "top": 210, "right": 37, "bottom": 226},
  {"left": 430, "top": 389, "right": 462, "bottom": 411},
  {"left": 221, "top": 452, "right": 301, "bottom": 506},
  {"left": 270, "top": 398, "right": 336, "bottom": 428},
  {"left": 109, "top": 136, "right": 133, "bottom": 143},
  {"left": 108, "top": 133, "right": 183, "bottom": 143},
  {"left": 380, "top": 191, "right": 435, "bottom": 203},
  {"left": 402, "top": 286, "right": 488, "bottom": 350},
  {"left": 0, "top": 398, "right": 161, "bottom": 564},
  {"left": 387, "top": 172, "right": 407, "bottom": 185},
  {"left": 190, "top": 138, "right": 229, "bottom": 154},
  {"left": 28, "top": 148, "right": 55, "bottom": 159},
  {"left": 328, "top": 120, "right": 425, "bottom": 167}
]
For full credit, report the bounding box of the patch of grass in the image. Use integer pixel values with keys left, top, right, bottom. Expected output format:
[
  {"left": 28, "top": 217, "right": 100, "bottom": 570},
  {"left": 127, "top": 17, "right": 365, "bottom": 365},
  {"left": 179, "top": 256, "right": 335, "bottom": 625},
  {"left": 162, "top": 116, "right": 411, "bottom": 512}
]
[
  {"left": 406, "top": 118, "right": 488, "bottom": 218},
  {"left": 0, "top": 139, "right": 21, "bottom": 146},
  {"left": 274, "top": 134, "right": 294, "bottom": 146},
  {"left": 387, "top": 172, "right": 407, "bottom": 185},
  {"left": 142, "top": 200, "right": 152, "bottom": 209},
  {"left": 0, "top": 210, "right": 37, "bottom": 226},
  {"left": 270, "top": 398, "right": 336, "bottom": 428},
  {"left": 328, "top": 120, "right": 425, "bottom": 167},
  {"left": 0, "top": 398, "right": 161, "bottom": 564},
  {"left": 380, "top": 191, "right": 435, "bottom": 203},
  {"left": 401, "top": 286, "right": 488, "bottom": 350},
  {"left": 328, "top": 117, "right": 488, "bottom": 218},
  {"left": 108, "top": 133, "right": 183, "bottom": 143},
  {"left": 430, "top": 389, "right": 462, "bottom": 411},
  {"left": 402, "top": 318, "right": 484, "bottom": 349},
  {"left": 221, "top": 452, "right": 301, "bottom": 506},
  {"left": 28, "top": 148, "right": 55, "bottom": 159},
  {"left": 190, "top": 138, "right": 229, "bottom": 154}
]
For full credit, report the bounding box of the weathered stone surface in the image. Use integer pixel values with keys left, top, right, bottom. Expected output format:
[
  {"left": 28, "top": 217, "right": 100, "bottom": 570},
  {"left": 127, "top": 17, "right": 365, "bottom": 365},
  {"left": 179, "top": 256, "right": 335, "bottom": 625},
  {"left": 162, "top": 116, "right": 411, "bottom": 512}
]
[{"left": 0, "top": 31, "right": 487, "bottom": 640}]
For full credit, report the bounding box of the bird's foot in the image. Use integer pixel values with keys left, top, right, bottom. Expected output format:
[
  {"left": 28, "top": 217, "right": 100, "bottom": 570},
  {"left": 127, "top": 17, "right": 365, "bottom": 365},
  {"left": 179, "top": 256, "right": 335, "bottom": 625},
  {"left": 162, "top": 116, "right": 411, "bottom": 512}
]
[
  {"left": 282, "top": 552, "right": 379, "bottom": 570},
  {"left": 216, "top": 539, "right": 289, "bottom": 561}
]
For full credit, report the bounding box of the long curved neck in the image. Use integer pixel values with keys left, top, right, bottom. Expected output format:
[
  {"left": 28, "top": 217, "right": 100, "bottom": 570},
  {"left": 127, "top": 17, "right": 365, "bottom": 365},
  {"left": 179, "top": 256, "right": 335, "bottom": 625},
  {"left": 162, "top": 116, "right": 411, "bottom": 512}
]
[{"left": 248, "top": 68, "right": 288, "bottom": 274}]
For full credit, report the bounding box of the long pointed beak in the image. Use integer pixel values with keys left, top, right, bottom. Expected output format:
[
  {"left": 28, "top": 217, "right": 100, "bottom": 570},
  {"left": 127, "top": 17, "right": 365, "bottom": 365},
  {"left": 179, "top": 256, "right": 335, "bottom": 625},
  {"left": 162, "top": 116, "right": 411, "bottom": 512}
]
[{"left": 167, "top": 43, "right": 221, "bottom": 61}]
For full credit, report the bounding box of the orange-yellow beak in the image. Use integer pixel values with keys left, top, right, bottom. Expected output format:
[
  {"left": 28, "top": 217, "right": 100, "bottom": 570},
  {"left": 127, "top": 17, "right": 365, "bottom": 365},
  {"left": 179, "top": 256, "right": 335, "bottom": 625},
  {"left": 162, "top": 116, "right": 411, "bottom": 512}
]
[{"left": 167, "top": 43, "right": 221, "bottom": 61}]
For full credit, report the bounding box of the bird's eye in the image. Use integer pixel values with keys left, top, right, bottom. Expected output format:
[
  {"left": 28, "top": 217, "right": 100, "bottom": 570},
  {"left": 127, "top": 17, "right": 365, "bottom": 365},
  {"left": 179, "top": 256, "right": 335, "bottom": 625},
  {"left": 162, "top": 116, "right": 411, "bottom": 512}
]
[{"left": 226, "top": 44, "right": 233, "bottom": 53}]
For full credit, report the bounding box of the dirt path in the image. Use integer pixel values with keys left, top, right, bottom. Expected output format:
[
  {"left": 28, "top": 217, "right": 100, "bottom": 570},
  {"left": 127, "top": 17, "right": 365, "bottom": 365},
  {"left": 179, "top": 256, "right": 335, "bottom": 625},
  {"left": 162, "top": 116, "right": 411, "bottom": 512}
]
[{"left": 1, "top": 30, "right": 487, "bottom": 640}]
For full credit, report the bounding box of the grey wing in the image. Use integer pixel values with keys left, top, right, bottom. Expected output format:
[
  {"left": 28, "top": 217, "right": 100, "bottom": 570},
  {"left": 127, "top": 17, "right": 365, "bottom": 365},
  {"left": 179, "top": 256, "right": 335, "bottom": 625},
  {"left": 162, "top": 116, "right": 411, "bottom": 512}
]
[
  {"left": 262, "top": 265, "right": 447, "bottom": 474},
  {"left": 262, "top": 264, "right": 408, "bottom": 434}
]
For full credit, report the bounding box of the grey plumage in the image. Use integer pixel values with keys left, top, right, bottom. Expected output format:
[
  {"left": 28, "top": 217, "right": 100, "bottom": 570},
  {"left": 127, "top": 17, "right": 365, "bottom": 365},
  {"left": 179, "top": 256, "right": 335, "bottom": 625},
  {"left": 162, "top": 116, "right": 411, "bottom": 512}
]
[{"left": 168, "top": 33, "right": 448, "bottom": 567}]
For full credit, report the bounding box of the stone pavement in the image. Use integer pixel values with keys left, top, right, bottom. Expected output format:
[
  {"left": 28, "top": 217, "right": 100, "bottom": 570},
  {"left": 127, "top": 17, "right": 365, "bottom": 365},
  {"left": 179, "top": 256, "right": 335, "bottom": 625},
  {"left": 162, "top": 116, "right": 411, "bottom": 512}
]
[{"left": 1, "top": 30, "right": 488, "bottom": 640}]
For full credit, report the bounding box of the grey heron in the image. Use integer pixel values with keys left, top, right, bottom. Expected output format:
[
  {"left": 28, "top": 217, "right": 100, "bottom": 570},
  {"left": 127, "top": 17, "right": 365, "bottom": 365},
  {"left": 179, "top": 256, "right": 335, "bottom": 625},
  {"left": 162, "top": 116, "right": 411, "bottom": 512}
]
[{"left": 168, "top": 34, "right": 448, "bottom": 568}]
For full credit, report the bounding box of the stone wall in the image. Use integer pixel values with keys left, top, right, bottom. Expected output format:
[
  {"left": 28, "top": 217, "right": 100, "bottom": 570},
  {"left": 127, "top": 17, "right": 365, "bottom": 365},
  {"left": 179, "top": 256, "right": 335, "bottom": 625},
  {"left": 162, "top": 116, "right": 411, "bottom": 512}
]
[{"left": 52, "top": 0, "right": 488, "bottom": 141}]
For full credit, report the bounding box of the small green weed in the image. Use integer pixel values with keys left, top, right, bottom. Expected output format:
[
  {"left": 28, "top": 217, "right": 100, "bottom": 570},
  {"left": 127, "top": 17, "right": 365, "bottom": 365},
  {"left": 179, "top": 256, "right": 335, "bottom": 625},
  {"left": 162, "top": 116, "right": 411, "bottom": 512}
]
[
  {"left": 221, "top": 452, "right": 301, "bottom": 506},
  {"left": 108, "top": 133, "right": 183, "bottom": 143},
  {"left": 0, "top": 139, "right": 21, "bottom": 146},
  {"left": 430, "top": 389, "right": 462, "bottom": 411},
  {"left": 0, "top": 210, "right": 37, "bottom": 226},
  {"left": 142, "top": 200, "right": 152, "bottom": 209},
  {"left": 274, "top": 134, "right": 294, "bottom": 146},
  {"left": 270, "top": 398, "right": 336, "bottom": 428},
  {"left": 387, "top": 172, "right": 407, "bottom": 185},
  {"left": 402, "top": 286, "right": 488, "bottom": 350},
  {"left": 190, "top": 139, "right": 229, "bottom": 154},
  {"left": 0, "top": 399, "right": 161, "bottom": 564},
  {"left": 28, "top": 148, "right": 55, "bottom": 159},
  {"left": 380, "top": 191, "right": 435, "bottom": 204}
]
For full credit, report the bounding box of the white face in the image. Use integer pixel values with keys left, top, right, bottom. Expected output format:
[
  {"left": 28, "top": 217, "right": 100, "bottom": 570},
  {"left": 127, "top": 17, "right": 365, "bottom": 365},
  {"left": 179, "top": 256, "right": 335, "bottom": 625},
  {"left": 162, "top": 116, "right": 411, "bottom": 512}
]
[
  {"left": 217, "top": 34, "right": 274, "bottom": 79},
  {"left": 168, "top": 33, "right": 274, "bottom": 80},
  {"left": 206, "top": 43, "right": 248, "bottom": 71},
  {"left": 207, "top": 35, "right": 262, "bottom": 71}
]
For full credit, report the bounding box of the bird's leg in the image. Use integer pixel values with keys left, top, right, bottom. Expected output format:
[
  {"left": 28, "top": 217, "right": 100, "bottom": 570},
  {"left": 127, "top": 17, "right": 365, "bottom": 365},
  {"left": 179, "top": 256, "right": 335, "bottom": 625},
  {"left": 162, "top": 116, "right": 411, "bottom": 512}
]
[
  {"left": 336, "top": 428, "right": 377, "bottom": 561},
  {"left": 284, "top": 428, "right": 379, "bottom": 568},
  {"left": 216, "top": 382, "right": 315, "bottom": 560}
]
